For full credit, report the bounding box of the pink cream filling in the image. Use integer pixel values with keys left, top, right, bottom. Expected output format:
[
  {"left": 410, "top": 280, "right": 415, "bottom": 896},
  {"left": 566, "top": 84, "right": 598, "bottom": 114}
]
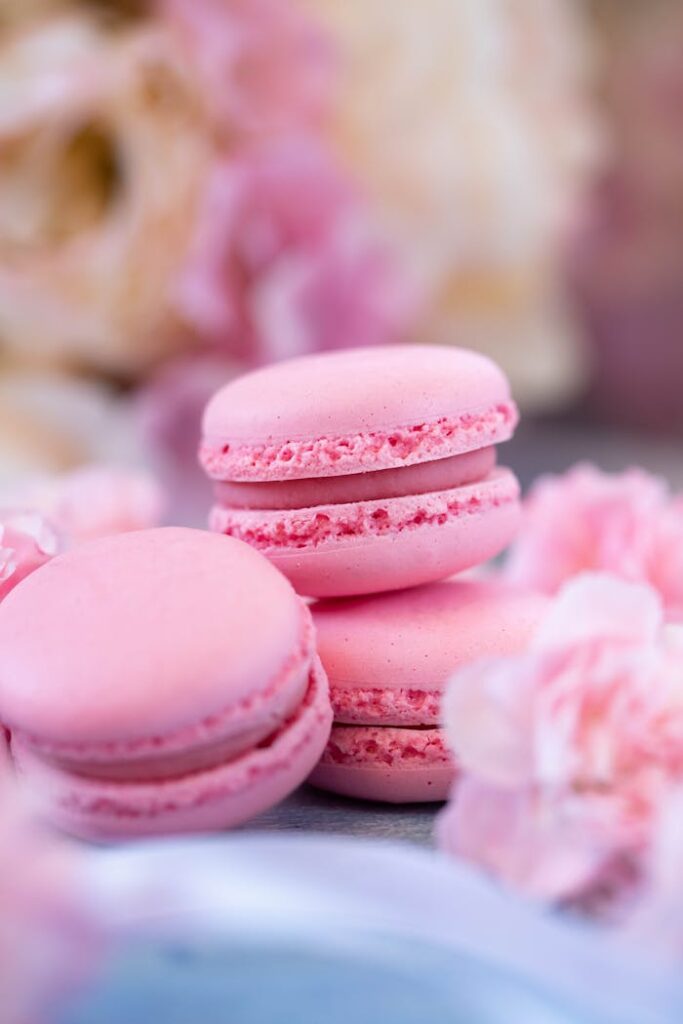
[
  {"left": 210, "top": 468, "right": 519, "bottom": 551},
  {"left": 215, "top": 447, "right": 495, "bottom": 510}
]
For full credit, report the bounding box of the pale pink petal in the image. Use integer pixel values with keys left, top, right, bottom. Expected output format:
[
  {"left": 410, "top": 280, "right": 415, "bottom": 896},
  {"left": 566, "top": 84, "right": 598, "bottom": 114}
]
[
  {"left": 161, "top": 0, "right": 335, "bottom": 136},
  {"left": 533, "top": 572, "right": 663, "bottom": 651},
  {"left": 2, "top": 466, "right": 165, "bottom": 546},
  {"left": 505, "top": 465, "right": 683, "bottom": 619},
  {"left": 443, "top": 656, "right": 537, "bottom": 786},
  {"left": 437, "top": 779, "right": 609, "bottom": 902},
  {"left": 0, "top": 512, "right": 57, "bottom": 601},
  {"left": 51, "top": 465, "right": 165, "bottom": 543},
  {"left": 176, "top": 139, "right": 414, "bottom": 362},
  {"left": 0, "top": 774, "right": 98, "bottom": 1024},
  {"left": 439, "top": 573, "right": 683, "bottom": 908}
]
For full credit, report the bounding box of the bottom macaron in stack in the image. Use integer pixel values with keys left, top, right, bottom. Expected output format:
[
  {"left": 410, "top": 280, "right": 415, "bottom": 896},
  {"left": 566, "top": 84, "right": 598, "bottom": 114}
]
[{"left": 309, "top": 580, "right": 547, "bottom": 803}]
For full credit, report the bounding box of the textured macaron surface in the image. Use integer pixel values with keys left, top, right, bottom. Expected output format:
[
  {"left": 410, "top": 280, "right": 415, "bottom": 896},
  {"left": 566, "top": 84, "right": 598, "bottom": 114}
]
[
  {"left": 201, "top": 345, "right": 517, "bottom": 481},
  {"left": 308, "top": 580, "right": 546, "bottom": 803},
  {"left": 0, "top": 529, "right": 313, "bottom": 762},
  {"left": 10, "top": 657, "right": 332, "bottom": 839},
  {"left": 313, "top": 580, "right": 548, "bottom": 725}
]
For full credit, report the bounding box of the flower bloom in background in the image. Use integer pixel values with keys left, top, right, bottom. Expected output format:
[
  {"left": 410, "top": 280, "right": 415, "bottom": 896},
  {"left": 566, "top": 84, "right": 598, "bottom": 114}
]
[
  {"left": 2, "top": 464, "right": 165, "bottom": 545},
  {"left": 568, "top": 0, "right": 683, "bottom": 433},
  {"left": 504, "top": 464, "right": 683, "bottom": 619},
  {"left": 176, "top": 138, "right": 415, "bottom": 363},
  {"left": 0, "top": 512, "right": 58, "bottom": 601},
  {"left": 627, "top": 786, "right": 683, "bottom": 957},
  {"left": 0, "top": 13, "right": 209, "bottom": 374},
  {"left": 300, "top": 0, "right": 600, "bottom": 411},
  {"left": 160, "top": 0, "right": 335, "bottom": 137},
  {"left": 437, "top": 574, "right": 683, "bottom": 910},
  {"left": 0, "top": 0, "right": 410, "bottom": 379},
  {"left": 0, "top": 749, "right": 98, "bottom": 1024}
]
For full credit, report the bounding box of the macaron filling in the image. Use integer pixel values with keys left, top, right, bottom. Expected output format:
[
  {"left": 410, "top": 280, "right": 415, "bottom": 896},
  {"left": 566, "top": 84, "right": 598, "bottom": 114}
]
[
  {"left": 11, "top": 659, "right": 332, "bottom": 826},
  {"left": 214, "top": 447, "right": 496, "bottom": 511},
  {"left": 211, "top": 467, "right": 519, "bottom": 551}
]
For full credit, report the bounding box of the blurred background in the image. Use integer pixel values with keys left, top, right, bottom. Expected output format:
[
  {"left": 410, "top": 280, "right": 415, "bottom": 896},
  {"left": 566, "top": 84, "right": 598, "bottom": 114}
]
[
  {"left": 1, "top": 0, "right": 682, "bottom": 517},
  {"left": 3, "top": 6, "right": 683, "bottom": 1020}
]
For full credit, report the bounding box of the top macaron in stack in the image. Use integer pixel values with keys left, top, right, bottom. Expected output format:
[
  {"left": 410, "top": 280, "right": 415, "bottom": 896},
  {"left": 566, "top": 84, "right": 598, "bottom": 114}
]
[{"left": 200, "top": 345, "right": 521, "bottom": 598}]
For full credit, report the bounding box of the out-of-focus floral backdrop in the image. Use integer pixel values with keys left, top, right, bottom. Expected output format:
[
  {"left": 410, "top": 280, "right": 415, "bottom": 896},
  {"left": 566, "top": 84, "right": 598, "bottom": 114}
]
[{"left": 0, "top": 0, "right": 681, "bottom": 517}]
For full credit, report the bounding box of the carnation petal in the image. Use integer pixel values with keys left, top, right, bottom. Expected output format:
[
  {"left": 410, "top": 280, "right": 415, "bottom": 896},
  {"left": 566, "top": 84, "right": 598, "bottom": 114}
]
[{"left": 533, "top": 573, "right": 662, "bottom": 652}]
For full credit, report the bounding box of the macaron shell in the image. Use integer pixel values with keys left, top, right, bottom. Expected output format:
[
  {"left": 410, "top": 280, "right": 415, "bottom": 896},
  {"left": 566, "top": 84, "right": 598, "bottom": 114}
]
[
  {"left": 330, "top": 686, "right": 442, "bottom": 727},
  {"left": 308, "top": 724, "right": 456, "bottom": 804},
  {"left": 201, "top": 346, "right": 517, "bottom": 482},
  {"left": 204, "top": 345, "right": 512, "bottom": 442},
  {"left": 12, "top": 658, "right": 332, "bottom": 841},
  {"left": 211, "top": 470, "right": 521, "bottom": 597},
  {"left": 313, "top": 578, "right": 550, "bottom": 697},
  {"left": 0, "top": 529, "right": 309, "bottom": 753}
]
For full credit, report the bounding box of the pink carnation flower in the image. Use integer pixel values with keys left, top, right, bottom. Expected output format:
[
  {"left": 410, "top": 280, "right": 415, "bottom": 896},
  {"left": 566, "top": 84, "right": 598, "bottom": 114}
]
[
  {"left": 0, "top": 2, "right": 341, "bottom": 375},
  {"left": 627, "top": 786, "right": 683, "bottom": 956},
  {"left": 4, "top": 465, "right": 164, "bottom": 546},
  {"left": 438, "top": 574, "right": 683, "bottom": 905},
  {"left": 0, "top": 766, "right": 97, "bottom": 1024},
  {"left": 47, "top": 464, "right": 165, "bottom": 543},
  {"left": 176, "top": 138, "right": 414, "bottom": 362},
  {"left": 504, "top": 464, "right": 683, "bottom": 619},
  {"left": 136, "top": 353, "right": 241, "bottom": 524},
  {"left": 161, "top": 0, "right": 335, "bottom": 137},
  {"left": 0, "top": 511, "right": 58, "bottom": 602}
]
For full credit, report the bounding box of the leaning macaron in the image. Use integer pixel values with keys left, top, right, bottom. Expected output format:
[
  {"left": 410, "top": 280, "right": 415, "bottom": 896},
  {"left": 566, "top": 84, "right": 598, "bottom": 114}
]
[
  {"left": 201, "top": 345, "right": 521, "bottom": 597},
  {"left": 308, "top": 579, "right": 547, "bottom": 803},
  {"left": 0, "top": 528, "right": 331, "bottom": 840}
]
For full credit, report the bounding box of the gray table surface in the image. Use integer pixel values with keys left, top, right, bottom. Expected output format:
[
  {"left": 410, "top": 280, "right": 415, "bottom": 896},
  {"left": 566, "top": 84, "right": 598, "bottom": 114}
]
[{"left": 246, "top": 420, "right": 683, "bottom": 847}]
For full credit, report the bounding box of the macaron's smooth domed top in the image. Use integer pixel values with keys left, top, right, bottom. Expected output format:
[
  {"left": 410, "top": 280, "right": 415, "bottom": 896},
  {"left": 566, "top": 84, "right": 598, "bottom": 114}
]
[
  {"left": 0, "top": 528, "right": 310, "bottom": 747},
  {"left": 202, "top": 346, "right": 516, "bottom": 483},
  {"left": 312, "top": 580, "right": 548, "bottom": 692}
]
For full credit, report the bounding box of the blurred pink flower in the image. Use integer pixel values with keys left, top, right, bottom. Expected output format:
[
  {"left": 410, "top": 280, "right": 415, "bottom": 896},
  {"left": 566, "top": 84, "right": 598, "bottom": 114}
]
[
  {"left": 300, "top": 0, "right": 600, "bottom": 411},
  {"left": 137, "top": 353, "right": 241, "bottom": 525},
  {"left": 438, "top": 574, "right": 683, "bottom": 905},
  {"left": 627, "top": 786, "right": 683, "bottom": 956},
  {"left": 0, "top": 2, "right": 347, "bottom": 375},
  {"left": 438, "top": 779, "right": 610, "bottom": 904},
  {"left": 0, "top": 768, "right": 97, "bottom": 1024},
  {"left": 0, "top": 511, "right": 57, "bottom": 601},
  {"left": 505, "top": 464, "right": 683, "bottom": 619},
  {"left": 0, "top": 15, "right": 210, "bottom": 374},
  {"left": 176, "top": 139, "right": 414, "bottom": 362},
  {"left": 5, "top": 465, "right": 164, "bottom": 545},
  {"left": 161, "top": 0, "right": 335, "bottom": 137}
]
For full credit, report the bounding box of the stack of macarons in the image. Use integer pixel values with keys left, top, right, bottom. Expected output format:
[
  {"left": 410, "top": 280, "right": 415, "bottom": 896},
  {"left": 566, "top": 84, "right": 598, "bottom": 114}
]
[
  {"left": 202, "top": 345, "right": 540, "bottom": 803},
  {"left": 0, "top": 345, "right": 534, "bottom": 841},
  {"left": 201, "top": 346, "right": 520, "bottom": 598}
]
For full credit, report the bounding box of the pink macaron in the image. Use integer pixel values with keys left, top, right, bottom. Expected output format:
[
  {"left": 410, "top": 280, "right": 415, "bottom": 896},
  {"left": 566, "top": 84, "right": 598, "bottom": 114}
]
[
  {"left": 308, "top": 579, "right": 547, "bottom": 803},
  {"left": 201, "top": 345, "right": 521, "bottom": 597},
  {"left": 0, "top": 528, "right": 332, "bottom": 840}
]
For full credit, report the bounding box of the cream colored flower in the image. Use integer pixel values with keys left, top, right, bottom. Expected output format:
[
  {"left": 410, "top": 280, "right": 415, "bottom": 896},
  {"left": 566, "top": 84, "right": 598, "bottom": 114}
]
[
  {"left": 0, "top": 368, "right": 140, "bottom": 483},
  {"left": 302, "top": 0, "right": 600, "bottom": 408},
  {"left": 0, "top": 14, "right": 208, "bottom": 374}
]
